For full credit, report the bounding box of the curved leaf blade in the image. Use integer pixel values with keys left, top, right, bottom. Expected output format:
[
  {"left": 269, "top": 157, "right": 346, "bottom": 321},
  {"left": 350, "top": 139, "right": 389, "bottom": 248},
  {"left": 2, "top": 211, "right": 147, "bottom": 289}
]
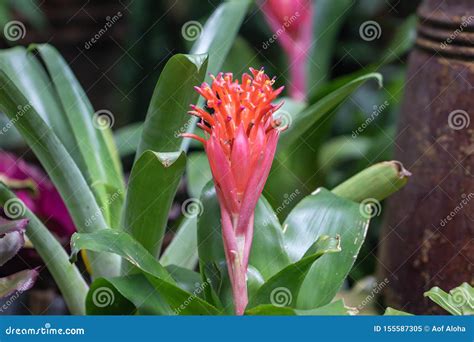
[
  {"left": 123, "top": 151, "right": 186, "bottom": 258},
  {"left": 283, "top": 188, "right": 370, "bottom": 309}
]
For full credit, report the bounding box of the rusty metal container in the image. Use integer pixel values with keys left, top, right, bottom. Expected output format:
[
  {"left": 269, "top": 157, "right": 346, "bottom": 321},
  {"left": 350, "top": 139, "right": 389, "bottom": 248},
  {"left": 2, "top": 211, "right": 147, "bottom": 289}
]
[{"left": 379, "top": 0, "right": 474, "bottom": 314}]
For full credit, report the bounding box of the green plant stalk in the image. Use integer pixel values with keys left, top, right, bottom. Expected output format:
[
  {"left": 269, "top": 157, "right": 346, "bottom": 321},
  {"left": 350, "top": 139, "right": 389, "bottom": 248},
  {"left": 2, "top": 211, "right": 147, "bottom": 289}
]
[
  {"left": 0, "top": 70, "right": 120, "bottom": 278},
  {"left": 0, "top": 185, "right": 88, "bottom": 315},
  {"left": 331, "top": 161, "right": 412, "bottom": 202}
]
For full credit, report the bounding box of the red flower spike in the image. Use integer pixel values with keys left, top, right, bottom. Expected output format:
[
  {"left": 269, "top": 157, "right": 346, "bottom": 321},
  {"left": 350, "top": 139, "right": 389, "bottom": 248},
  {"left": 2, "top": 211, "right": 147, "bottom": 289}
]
[{"left": 183, "top": 68, "right": 284, "bottom": 315}]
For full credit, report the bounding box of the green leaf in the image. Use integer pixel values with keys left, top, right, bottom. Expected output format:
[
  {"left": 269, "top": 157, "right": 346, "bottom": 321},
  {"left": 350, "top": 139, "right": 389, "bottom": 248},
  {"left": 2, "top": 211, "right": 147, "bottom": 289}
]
[
  {"left": 71, "top": 230, "right": 173, "bottom": 283},
  {"left": 136, "top": 54, "right": 207, "bottom": 157},
  {"left": 384, "top": 307, "right": 413, "bottom": 316},
  {"left": 247, "top": 299, "right": 356, "bottom": 316},
  {"left": 33, "top": 44, "right": 125, "bottom": 225},
  {"left": 0, "top": 71, "right": 120, "bottom": 278},
  {"left": 283, "top": 188, "right": 370, "bottom": 309},
  {"left": 197, "top": 182, "right": 291, "bottom": 310},
  {"left": 160, "top": 216, "right": 198, "bottom": 270},
  {"left": 281, "top": 73, "right": 383, "bottom": 149},
  {"left": 249, "top": 235, "right": 341, "bottom": 308},
  {"left": 308, "top": 0, "right": 354, "bottom": 87},
  {"left": 70, "top": 229, "right": 220, "bottom": 315},
  {"left": 0, "top": 47, "right": 76, "bottom": 156},
  {"left": 332, "top": 161, "right": 411, "bottom": 202},
  {"left": 85, "top": 278, "right": 137, "bottom": 315},
  {"left": 0, "top": 185, "right": 89, "bottom": 314},
  {"left": 0, "top": 269, "right": 38, "bottom": 299},
  {"left": 424, "top": 283, "right": 474, "bottom": 316},
  {"left": 86, "top": 276, "right": 173, "bottom": 315},
  {"left": 123, "top": 151, "right": 186, "bottom": 258},
  {"left": 181, "top": 0, "right": 251, "bottom": 151},
  {"left": 166, "top": 265, "right": 202, "bottom": 294}
]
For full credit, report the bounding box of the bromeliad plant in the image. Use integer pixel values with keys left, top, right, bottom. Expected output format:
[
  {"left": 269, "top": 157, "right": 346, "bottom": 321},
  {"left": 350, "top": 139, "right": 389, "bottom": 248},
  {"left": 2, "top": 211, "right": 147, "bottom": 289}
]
[{"left": 0, "top": 0, "right": 412, "bottom": 315}]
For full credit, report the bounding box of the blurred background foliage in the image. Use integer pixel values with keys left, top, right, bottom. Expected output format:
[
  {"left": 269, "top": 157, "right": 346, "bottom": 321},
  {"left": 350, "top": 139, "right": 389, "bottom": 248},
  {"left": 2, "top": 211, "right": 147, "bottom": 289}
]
[{"left": 0, "top": 0, "right": 422, "bottom": 297}]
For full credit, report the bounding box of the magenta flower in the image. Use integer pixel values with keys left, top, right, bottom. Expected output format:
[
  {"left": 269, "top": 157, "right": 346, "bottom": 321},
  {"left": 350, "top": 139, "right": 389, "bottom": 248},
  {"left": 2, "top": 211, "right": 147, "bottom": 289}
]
[
  {"left": 183, "top": 68, "right": 284, "bottom": 315},
  {"left": 260, "top": 0, "right": 314, "bottom": 100},
  {"left": 0, "top": 152, "right": 75, "bottom": 240}
]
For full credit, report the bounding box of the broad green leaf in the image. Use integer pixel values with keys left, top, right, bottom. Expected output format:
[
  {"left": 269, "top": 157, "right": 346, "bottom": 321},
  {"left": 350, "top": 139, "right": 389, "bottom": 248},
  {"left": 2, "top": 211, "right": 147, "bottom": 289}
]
[
  {"left": 332, "top": 161, "right": 411, "bottom": 202},
  {"left": 123, "top": 151, "right": 186, "bottom": 258},
  {"left": 384, "top": 307, "right": 413, "bottom": 316},
  {"left": 0, "top": 47, "right": 76, "bottom": 155},
  {"left": 136, "top": 54, "right": 207, "bottom": 157},
  {"left": 70, "top": 229, "right": 220, "bottom": 315},
  {"left": 160, "top": 216, "right": 198, "bottom": 270},
  {"left": 86, "top": 276, "right": 172, "bottom": 315},
  {"left": 114, "top": 122, "right": 143, "bottom": 157},
  {"left": 283, "top": 188, "right": 370, "bottom": 309},
  {"left": 0, "top": 269, "right": 38, "bottom": 299},
  {"left": 166, "top": 265, "right": 202, "bottom": 294},
  {"left": 308, "top": 0, "right": 354, "bottom": 88},
  {"left": 0, "top": 186, "right": 89, "bottom": 314},
  {"left": 85, "top": 278, "right": 137, "bottom": 315},
  {"left": 247, "top": 299, "right": 355, "bottom": 316},
  {"left": 181, "top": 0, "right": 251, "bottom": 151},
  {"left": 186, "top": 152, "right": 211, "bottom": 199},
  {"left": 0, "top": 71, "right": 120, "bottom": 279},
  {"left": 249, "top": 235, "right": 341, "bottom": 308},
  {"left": 198, "top": 182, "right": 291, "bottom": 310},
  {"left": 71, "top": 230, "right": 173, "bottom": 283},
  {"left": 424, "top": 283, "right": 473, "bottom": 316},
  {"left": 280, "top": 73, "right": 382, "bottom": 149},
  {"left": 33, "top": 44, "right": 125, "bottom": 225}
]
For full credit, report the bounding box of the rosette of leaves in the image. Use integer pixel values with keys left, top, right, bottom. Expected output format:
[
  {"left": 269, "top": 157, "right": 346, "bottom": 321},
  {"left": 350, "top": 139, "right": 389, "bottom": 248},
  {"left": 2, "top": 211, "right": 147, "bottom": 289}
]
[{"left": 0, "top": 0, "right": 412, "bottom": 315}]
